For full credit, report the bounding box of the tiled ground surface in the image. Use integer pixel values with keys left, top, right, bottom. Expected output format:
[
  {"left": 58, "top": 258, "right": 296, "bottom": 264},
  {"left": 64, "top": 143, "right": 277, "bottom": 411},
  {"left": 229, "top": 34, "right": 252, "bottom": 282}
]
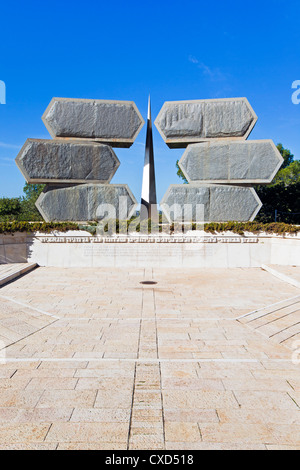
[
  {"left": 0, "top": 263, "right": 37, "bottom": 288},
  {"left": 0, "top": 264, "right": 28, "bottom": 278},
  {"left": 269, "top": 265, "right": 300, "bottom": 284},
  {"left": 0, "top": 266, "right": 299, "bottom": 450}
]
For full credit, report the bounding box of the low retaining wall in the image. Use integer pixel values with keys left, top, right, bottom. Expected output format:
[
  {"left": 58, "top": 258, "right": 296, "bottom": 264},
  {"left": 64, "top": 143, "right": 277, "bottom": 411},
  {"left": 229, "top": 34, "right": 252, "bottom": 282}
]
[
  {"left": 1, "top": 232, "right": 299, "bottom": 268},
  {"left": 0, "top": 233, "right": 27, "bottom": 264}
]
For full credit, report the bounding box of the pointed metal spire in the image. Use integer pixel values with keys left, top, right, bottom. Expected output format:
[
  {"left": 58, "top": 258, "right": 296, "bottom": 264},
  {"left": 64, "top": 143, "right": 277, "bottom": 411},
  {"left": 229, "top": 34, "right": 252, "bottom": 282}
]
[{"left": 141, "top": 96, "right": 158, "bottom": 222}]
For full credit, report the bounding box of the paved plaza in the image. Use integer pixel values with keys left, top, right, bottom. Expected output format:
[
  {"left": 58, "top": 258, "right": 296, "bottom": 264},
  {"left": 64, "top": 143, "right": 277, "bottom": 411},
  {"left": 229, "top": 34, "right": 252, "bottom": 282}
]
[{"left": 0, "top": 265, "right": 299, "bottom": 449}]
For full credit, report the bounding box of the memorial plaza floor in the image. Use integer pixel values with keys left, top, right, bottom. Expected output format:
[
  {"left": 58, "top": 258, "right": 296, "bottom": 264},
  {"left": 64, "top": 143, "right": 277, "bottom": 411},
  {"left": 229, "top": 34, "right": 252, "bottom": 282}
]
[{"left": 0, "top": 265, "right": 299, "bottom": 450}]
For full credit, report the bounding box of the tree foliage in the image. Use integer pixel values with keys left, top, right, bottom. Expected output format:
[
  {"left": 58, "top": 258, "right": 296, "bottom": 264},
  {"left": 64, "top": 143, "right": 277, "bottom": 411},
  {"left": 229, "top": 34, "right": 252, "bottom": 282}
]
[
  {"left": 272, "top": 160, "right": 300, "bottom": 186},
  {"left": 176, "top": 160, "right": 188, "bottom": 184},
  {"left": 19, "top": 183, "right": 45, "bottom": 221},
  {"left": 255, "top": 183, "right": 300, "bottom": 223},
  {"left": 23, "top": 183, "right": 45, "bottom": 200},
  {"left": 0, "top": 183, "right": 45, "bottom": 222},
  {"left": 256, "top": 144, "right": 300, "bottom": 223},
  {"left": 0, "top": 198, "right": 22, "bottom": 217},
  {"left": 276, "top": 143, "right": 294, "bottom": 169}
]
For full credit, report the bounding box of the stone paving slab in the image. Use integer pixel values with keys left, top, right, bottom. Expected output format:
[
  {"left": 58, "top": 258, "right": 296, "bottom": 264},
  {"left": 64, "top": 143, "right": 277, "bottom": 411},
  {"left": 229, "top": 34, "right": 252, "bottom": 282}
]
[{"left": 0, "top": 266, "right": 299, "bottom": 449}]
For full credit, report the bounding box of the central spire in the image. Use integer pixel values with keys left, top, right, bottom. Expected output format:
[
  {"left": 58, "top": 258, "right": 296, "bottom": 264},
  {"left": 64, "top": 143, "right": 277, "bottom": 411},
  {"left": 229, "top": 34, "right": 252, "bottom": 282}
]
[{"left": 140, "top": 96, "right": 158, "bottom": 222}]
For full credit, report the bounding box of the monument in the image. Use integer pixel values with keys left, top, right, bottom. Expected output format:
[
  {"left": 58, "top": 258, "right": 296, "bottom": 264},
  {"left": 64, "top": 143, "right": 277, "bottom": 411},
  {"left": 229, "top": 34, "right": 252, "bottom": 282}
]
[
  {"left": 155, "top": 98, "right": 284, "bottom": 223},
  {"left": 15, "top": 96, "right": 283, "bottom": 225},
  {"left": 9, "top": 96, "right": 296, "bottom": 270},
  {"left": 16, "top": 98, "right": 144, "bottom": 222},
  {"left": 140, "top": 96, "right": 158, "bottom": 222}
]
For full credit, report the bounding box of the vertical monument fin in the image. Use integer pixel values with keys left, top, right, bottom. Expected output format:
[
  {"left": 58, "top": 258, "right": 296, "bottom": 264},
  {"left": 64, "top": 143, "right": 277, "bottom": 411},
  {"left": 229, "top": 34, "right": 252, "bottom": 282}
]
[{"left": 141, "top": 96, "right": 158, "bottom": 221}]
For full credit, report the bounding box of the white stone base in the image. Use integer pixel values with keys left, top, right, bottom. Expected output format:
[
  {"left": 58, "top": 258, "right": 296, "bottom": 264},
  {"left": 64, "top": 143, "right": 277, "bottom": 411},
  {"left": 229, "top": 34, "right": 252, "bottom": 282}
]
[
  {"left": 29, "top": 233, "right": 300, "bottom": 268},
  {"left": 1, "top": 232, "right": 299, "bottom": 268}
]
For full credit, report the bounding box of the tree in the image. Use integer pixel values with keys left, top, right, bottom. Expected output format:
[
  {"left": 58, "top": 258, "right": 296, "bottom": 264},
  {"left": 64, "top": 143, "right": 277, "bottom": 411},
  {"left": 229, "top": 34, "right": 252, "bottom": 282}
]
[
  {"left": 176, "top": 160, "right": 188, "bottom": 184},
  {"left": 256, "top": 144, "right": 299, "bottom": 223},
  {"left": 255, "top": 183, "right": 300, "bottom": 224},
  {"left": 0, "top": 183, "right": 45, "bottom": 222},
  {"left": 0, "top": 198, "right": 22, "bottom": 219},
  {"left": 19, "top": 183, "right": 45, "bottom": 221},
  {"left": 23, "top": 183, "right": 45, "bottom": 200},
  {"left": 276, "top": 143, "right": 294, "bottom": 169},
  {"left": 272, "top": 160, "right": 300, "bottom": 186}
]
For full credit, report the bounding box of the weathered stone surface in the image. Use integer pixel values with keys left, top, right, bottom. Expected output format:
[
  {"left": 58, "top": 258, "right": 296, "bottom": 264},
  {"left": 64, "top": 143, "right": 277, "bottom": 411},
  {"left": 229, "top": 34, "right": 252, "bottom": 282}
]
[
  {"left": 179, "top": 140, "right": 283, "bottom": 184},
  {"left": 155, "top": 98, "right": 257, "bottom": 148},
  {"left": 36, "top": 184, "right": 138, "bottom": 222},
  {"left": 42, "top": 98, "right": 145, "bottom": 147},
  {"left": 160, "top": 184, "right": 262, "bottom": 223},
  {"left": 16, "top": 139, "right": 120, "bottom": 184}
]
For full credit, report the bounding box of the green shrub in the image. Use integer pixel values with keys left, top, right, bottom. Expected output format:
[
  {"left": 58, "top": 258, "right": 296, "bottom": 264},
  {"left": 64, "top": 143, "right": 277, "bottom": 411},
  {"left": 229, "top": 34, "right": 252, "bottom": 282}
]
[
  {"left": 0, "top": 198, "right": 22, "bottom": 218},
  {"left": 0, "top": 222, "right": 79, "bottom": 234},
  {"left": 0, "top": 220, "right": 298, "bottom": 236},
  {"left": 203, "top": 221, "right": 299, "bottom": 236}
]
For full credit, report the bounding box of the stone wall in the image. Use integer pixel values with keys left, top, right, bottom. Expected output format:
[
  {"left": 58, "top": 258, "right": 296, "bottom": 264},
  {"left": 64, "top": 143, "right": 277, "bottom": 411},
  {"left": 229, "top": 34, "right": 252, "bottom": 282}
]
[
  {"left": 1, "top": 232, "right": 299, "bottom": 268},
  {"left": 0, "top": 233, "right": 27, "bottom": 264}
]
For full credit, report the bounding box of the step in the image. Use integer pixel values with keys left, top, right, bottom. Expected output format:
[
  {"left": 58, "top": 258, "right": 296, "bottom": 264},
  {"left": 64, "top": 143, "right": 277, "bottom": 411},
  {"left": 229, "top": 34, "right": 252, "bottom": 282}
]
[{"left": 0, "top": 263, "right": 38, "bottom": 287}]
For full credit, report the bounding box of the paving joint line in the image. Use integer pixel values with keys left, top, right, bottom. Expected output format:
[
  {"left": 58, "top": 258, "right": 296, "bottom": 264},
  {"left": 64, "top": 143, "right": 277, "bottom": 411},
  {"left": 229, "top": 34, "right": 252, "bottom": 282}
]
[
  {"left": 0, "top": 357, "right": 296, "bottom": 363},
  {"left": 0, "top": 295, "right": 60, "bottom": 320},
  {"left": 236, "top": 295, "right": 300, "bottom": 320},
  {"left": 0, "top": 318, "right": 60, "bottom": 353},
  {"left": 127, "top": 362, "right": 137, "bottom": 450},
  {"left": 262, "top": 264, "right": 300, "bottom": 289},
  {"left": 253, "top": 309, "right": 300, "bottom": 329},
  {"left": 270, "top": 320, "right": 300, "bottom": 338},
  {"left": 59, "top": 317, "right": 237, "bottom": 321},
  {"left": 154, "top": 284, "right": 166, "bottom": 449},
  {"left": 127, "top": 282, "right": 144, "bottom": 450},
  {"left": 0, "top": 263, "right": 38, "bottom": 288},
  {"left": 246, "top": 301, "right": 300, "bottom": 324},
  {"left": 280, "top": 331, "right": 300, "bottom": 344}
]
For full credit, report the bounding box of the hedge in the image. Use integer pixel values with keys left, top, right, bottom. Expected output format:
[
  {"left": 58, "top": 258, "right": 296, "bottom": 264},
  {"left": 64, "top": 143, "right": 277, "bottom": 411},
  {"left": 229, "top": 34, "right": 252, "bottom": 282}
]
[
  {"left": 0, "top": 221, "right": 299, "bottom": 236},
  {"left": 0, "top": 222, "right": 79, "bottom": 234}
]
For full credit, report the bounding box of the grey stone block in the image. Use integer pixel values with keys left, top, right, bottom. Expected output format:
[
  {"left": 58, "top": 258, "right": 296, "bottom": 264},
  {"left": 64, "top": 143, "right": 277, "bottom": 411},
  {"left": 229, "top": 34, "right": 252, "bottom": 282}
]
[
  {"left": 160, "top": 184, "right": 262, "bottom": 223},
  {"left": 155, "top": 98, "right": 257, "bottom": 148},
  {"left": 42, "top": 98, "right": 145, "bottom": 147},
  {"left": 36, "top": 184, "right": 138, "bottom": 222},
  {"left": 179, "top": 140, "right": 283, "bottom": 184},
  {"left": 16, "top": 139, "right": 120, "bottom": 184}
]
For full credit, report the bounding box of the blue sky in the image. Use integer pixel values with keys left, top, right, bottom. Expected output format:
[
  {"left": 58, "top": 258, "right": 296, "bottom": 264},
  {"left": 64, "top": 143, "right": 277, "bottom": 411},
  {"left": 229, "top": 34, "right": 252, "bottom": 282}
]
[{"left": 0, "top": 0, "right": 299, "bottom": 204}]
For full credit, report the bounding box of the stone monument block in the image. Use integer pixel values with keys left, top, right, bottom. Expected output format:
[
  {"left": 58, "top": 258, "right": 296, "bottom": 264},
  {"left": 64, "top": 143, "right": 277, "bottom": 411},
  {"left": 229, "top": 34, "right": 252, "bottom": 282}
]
[
  {"left": 16, "top": 139, "right": 120, "bottom": 184},
  {"left": 160, "top": 184, "right": 262, "bottom": 223},
  {"left": 36, "top": 184, "right": 138, "bottom": 222},
  {"left": 154, "top": 98, "right": 257, "bottom": 148},
  {"left": 42, "top": 98, "right": 145, "bottom": 147},
  {"left": 179, "top": 140, "right": 283, "bottom": 184}
]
